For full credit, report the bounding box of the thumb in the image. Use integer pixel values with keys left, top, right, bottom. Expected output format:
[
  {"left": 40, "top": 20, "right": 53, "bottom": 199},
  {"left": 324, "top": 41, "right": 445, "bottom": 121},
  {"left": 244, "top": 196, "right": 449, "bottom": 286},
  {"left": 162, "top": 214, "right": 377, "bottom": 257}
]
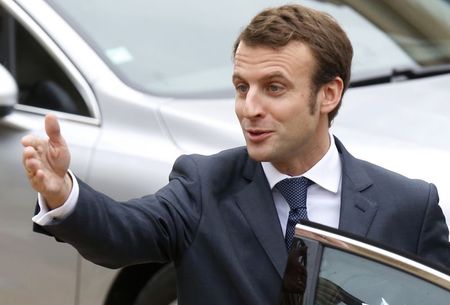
[{"left": 45, "top": 113, "right": 65, "bottom": 146}]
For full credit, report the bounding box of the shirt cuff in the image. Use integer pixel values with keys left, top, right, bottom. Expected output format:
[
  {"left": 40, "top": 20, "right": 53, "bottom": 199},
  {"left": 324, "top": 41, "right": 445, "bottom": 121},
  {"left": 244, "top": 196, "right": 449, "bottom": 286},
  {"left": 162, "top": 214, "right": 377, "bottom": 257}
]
[{"left": 32, "top": 170, "right": 80, "bottom": 225}]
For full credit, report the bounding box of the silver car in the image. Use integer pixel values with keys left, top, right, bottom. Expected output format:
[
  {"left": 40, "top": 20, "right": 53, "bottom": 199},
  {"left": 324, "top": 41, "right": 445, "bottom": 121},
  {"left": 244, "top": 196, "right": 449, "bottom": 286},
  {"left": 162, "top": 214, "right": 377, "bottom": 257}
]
[{"left": 0, "top": 0, "right": 449, "bottom": 304}]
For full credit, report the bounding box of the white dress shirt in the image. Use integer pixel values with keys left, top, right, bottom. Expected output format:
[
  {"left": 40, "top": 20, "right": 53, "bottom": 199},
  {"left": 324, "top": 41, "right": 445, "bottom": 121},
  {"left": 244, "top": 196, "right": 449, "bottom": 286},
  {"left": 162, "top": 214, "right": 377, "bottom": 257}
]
[
  {"left": 32, "top": 170, "right": 79, "bottom": 225},
  {"left": 33, "top": 135, "right": 342, "bottom": 229},
  {"left": 262, "top": 134, "right": 342, "bottom": 235}
]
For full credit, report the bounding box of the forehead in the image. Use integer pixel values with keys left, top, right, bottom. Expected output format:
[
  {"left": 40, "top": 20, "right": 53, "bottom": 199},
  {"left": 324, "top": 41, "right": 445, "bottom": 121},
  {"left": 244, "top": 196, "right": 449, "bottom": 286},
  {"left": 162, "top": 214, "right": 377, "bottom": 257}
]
[{"left": 233, "top": 41, "right": 316, "bottom": 81}]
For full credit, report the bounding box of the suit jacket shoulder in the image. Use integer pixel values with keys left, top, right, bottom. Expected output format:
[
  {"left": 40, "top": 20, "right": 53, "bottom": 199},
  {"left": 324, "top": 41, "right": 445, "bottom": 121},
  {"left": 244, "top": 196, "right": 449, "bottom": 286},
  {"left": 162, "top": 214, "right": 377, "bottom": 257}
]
[{"left": 335, "top": 137, "right": 450, "bottom": 269}]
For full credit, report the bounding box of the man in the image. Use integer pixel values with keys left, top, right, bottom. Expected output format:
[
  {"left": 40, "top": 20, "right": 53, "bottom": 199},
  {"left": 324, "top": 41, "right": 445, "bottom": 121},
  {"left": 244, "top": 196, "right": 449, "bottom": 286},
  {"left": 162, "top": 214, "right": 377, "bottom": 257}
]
[{"left": 22, "top": 4, "right": 449, "bottom": 305}]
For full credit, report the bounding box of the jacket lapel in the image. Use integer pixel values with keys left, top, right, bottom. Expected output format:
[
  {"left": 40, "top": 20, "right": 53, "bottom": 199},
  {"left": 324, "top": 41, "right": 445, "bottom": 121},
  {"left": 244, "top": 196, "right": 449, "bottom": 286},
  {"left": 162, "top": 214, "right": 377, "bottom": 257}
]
[
  {"left": 234, "top": 158, "right": 287, "bottom": 278},
  {"left": 232, "top": 138, "right": 380, "bottom": 277},
  {"left": 335, "top": 138, "right": 378, "bottom": 236}
]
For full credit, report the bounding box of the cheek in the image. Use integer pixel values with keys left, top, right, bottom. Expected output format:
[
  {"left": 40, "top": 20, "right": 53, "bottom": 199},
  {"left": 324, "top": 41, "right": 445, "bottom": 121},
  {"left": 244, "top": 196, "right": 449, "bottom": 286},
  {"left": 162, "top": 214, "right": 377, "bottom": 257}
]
[
  {"left": 269, "top": 102, "right": 301, "bottom": 124},
  {"left": 278, "top": 107, "right": 312, "bottom": 133}
]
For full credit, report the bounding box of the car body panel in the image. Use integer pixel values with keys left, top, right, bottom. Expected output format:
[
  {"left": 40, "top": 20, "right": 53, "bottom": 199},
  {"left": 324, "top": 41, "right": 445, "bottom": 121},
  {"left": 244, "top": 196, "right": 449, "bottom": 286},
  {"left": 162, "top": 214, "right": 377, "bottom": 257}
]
[{"left": 0, "top": 112, "right": 98, "bottom": 305}]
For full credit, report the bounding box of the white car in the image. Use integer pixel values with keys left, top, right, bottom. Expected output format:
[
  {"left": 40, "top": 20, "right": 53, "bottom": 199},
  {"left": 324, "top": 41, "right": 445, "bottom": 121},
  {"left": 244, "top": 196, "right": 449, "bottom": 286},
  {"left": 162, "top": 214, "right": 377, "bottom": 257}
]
[{"left": 0, "top": 0, "right": 449, "bottom": 304}]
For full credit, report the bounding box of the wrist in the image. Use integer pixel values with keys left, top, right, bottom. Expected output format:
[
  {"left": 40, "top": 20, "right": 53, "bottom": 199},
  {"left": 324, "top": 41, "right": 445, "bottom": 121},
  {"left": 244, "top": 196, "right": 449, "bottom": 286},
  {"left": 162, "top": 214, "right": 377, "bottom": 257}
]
[{"left": 45, "top": 173, "right": 73, "bottom": 210}]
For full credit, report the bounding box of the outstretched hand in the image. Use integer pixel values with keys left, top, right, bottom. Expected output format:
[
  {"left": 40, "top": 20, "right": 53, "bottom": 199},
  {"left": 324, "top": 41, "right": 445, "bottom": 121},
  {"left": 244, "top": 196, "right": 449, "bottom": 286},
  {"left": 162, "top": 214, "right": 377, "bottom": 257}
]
[{"left": 21, "top": 113, "right": 72, "bottom": 209}]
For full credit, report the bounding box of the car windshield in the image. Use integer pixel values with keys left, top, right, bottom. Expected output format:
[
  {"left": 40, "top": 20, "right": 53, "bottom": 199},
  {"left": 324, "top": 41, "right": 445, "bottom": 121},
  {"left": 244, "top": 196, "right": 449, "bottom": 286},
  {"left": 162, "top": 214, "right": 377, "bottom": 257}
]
[{"left": 46, "top": 0, "right": 450, "bottom": 97}]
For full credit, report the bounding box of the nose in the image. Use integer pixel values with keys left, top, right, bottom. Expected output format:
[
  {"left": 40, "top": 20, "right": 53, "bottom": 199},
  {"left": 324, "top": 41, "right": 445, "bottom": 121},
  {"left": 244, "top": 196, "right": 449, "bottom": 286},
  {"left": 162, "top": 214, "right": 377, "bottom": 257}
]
[{"left": 240, "top": 88, "right": 264, "bottom": 119}]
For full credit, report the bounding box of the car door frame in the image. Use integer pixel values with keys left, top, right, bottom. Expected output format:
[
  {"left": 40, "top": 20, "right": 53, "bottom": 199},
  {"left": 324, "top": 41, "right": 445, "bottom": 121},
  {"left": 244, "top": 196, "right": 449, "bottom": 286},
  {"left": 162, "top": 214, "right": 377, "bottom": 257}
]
[{"left": 280, "top": 222, "right": 450, "bottom": 305}]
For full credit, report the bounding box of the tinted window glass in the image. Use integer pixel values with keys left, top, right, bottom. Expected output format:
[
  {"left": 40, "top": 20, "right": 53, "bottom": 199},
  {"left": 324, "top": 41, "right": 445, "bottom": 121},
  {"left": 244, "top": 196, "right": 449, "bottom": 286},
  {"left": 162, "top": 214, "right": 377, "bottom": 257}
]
[
  {"left": 315, "top": 247, "right": 449, "bottom": 305},
  {"left": 15, "top": 20, "right": 89, "bottom": 115},
  {"left": 0, "top": 7, "right": 89, "bottom": 116}
]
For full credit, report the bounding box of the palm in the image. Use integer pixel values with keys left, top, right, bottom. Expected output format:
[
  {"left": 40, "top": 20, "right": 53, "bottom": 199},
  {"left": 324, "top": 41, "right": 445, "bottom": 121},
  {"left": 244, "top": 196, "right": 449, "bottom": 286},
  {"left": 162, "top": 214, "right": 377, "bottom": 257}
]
[
  {"left": 22, "top": 114, "right": 71, "bottom": 207},
  {"left": 45, "top": 116, "right": 70, "bottom": 176},
  {"left": 41, "top": 135, "right": 70, "bottom": 193}
]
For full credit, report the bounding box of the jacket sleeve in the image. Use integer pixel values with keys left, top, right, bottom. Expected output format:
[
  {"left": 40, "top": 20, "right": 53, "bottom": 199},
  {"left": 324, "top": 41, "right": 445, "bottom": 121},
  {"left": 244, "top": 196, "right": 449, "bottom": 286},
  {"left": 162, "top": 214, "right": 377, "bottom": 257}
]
[
  {"left": 417, "top": 183, "right": 450, "bottom": 271},
  {"left": 35, "top": 155, "right": 203, "bottom": 269}
]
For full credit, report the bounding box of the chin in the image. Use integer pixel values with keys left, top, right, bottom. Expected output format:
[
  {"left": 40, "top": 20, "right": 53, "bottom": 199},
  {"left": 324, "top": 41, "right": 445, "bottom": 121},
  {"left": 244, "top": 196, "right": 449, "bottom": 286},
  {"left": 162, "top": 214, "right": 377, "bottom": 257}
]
[{"left": 246, "top": 146, "right": 272, "bottom": 162}]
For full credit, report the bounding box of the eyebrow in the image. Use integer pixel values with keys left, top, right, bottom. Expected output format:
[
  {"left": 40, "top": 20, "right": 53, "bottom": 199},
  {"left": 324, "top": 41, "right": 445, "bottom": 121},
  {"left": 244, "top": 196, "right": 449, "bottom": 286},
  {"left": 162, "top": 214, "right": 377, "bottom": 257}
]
[
  {"left": 232, "top": 71, "right": 288, "bottom": 83},
  {"left": 264, "top": 72, "right": 288, "bottom": 81},
  {"left": 232, "top": 73, "right": 242, "bottom": 83}
]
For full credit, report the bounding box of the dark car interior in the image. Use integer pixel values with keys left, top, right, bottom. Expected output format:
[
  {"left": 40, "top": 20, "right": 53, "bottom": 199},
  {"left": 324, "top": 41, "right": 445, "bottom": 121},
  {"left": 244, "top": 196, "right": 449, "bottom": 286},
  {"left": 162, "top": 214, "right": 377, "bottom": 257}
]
[{"left": 0, "top": 7, "right": 89, "bottom": 116}]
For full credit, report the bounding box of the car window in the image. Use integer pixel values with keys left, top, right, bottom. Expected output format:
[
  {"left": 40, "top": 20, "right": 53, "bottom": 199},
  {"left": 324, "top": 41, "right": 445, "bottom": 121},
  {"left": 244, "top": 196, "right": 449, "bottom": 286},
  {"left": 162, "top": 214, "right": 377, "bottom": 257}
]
[
  {"left": 0, "top": 7, "right": 90, "bottom": 116},
  {"left": 45, "top": 0, "right": 450, "bottom": 98},
  {"left": 279, "top": 225, "right": 450, "bottom": 305},
  {"left": 316, "top": 247, "right": 449, "bottom": 305}
]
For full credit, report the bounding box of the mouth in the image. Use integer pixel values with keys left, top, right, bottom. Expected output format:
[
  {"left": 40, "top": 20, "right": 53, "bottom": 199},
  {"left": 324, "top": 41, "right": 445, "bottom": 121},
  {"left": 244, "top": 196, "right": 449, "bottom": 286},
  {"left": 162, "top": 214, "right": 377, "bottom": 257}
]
[{"left": 245, "top": 128, "right": 273, "bottom": 143}]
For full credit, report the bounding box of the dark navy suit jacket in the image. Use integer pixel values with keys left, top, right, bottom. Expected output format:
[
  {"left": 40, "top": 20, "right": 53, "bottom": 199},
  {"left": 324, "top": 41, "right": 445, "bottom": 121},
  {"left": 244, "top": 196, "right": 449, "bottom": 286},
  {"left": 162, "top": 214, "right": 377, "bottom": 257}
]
[{"left": 36, "top": 138, "right": 450, "bottom": 305}]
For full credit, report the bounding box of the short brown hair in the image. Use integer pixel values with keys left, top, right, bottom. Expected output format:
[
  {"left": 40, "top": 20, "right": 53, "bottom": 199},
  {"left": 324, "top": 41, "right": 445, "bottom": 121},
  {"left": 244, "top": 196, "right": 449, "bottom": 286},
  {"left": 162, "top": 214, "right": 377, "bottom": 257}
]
[{"left": 233, "top": 4, "right": 353, "bottom": 124}]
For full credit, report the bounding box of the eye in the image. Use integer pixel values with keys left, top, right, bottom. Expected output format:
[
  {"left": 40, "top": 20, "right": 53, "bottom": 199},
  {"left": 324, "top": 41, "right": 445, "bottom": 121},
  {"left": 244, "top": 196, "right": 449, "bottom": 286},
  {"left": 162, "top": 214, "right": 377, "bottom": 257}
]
[
  {"left": 267, "top": 83, "right": 285, "bottom": 94},
  {"left": 235, "top": 83, "right": 249, "bottom": 94},
  {"left": 270, "top": 84, "right": 281, "bottom": 92}
]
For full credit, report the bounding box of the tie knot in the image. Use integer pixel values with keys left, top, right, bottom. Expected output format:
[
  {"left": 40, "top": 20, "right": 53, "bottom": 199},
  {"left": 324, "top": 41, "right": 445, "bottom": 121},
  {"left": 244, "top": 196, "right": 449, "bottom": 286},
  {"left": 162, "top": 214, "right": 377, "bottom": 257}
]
[{"left": 275, "top": 177, "right": 313, "bottom": 210}]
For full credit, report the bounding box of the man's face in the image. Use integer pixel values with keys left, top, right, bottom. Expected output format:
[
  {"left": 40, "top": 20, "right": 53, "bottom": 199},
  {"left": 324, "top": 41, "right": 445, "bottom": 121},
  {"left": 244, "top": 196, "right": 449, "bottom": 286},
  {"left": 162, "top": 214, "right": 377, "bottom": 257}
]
[{"left": 233, "top": 41, "right": 329, "bottom": 174}]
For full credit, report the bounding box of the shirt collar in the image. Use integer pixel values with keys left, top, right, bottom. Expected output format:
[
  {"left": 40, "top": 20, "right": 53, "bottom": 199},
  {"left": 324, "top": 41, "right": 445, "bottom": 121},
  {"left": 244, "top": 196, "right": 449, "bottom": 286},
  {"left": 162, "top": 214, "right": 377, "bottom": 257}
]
[{"left": 261, "top": 133, "right": 342, "bottom": 193}]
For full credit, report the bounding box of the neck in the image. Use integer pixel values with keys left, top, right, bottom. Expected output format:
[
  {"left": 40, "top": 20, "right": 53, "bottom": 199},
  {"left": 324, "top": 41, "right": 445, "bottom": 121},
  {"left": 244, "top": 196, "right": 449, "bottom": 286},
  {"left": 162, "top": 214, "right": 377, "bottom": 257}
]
[{"left": 273, "top": 131, "right": 331, "bottom": 176}]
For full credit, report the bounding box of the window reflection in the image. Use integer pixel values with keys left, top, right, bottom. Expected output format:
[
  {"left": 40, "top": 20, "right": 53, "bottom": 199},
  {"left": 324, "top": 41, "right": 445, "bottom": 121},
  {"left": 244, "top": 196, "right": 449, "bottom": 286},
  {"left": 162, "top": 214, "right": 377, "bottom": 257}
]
[
  {"left": 280, "top": 239, "right": 308, "bottom": 305},
  {"left": 280, "top": 239, "right": 366, "bottom": 305},
  {"left": 316, "top": 248, "right": 449, "bottom": 305},
  {"left": 315, "top": 277, "right": 364, "bottom": 305}
]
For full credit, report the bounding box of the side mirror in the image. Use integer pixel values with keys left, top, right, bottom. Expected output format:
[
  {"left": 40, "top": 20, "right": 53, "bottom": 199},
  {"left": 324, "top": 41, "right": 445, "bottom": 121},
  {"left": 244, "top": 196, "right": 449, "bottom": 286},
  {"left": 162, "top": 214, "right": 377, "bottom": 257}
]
[{"left": 0, "top": 64, "right": 18, "bottom": 117}]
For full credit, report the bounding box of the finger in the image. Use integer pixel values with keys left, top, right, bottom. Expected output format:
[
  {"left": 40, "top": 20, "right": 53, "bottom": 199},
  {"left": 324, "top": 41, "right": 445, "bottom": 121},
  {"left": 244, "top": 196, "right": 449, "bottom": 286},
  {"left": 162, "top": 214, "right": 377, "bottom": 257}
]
[
  {"left": 22, "top": 146, "right": 37, "bottom": 167},
  {"left": 29, "top": 169, "right": 47, "bottom": 190},
  {"left": 45, "top": 113, "right": 65, "bottom": 146},
  {"left": 33, "top": 168, "right": 46, "bottom": 181},
  {"left": 24, "top": 163, "right": 36, "bottom": 179},
  {"left": 21, "top": 135, "right": 32, "bottom": 147},
  {"left": 21, "top": 134, "right": 41, "bottom": 148},
  {"left": 24, "top": 156, "right": 42, "bottom": 175}
]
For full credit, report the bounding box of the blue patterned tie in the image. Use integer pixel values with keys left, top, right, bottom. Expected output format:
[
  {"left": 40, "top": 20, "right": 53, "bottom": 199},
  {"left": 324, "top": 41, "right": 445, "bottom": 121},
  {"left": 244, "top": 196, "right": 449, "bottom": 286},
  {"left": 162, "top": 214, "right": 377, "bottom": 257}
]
[{"left": 276, "top": 177, "right": 313, "bottom": 250}]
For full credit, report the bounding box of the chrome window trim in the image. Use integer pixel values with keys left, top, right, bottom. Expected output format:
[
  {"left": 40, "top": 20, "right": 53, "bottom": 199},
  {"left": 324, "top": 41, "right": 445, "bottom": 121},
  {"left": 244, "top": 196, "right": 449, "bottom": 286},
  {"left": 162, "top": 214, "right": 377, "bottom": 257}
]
[
  {"left": 295, "top": 224, "right": 450, "bottom": 290},
  {"left": 14, "top": 104, "right": 100, "bottom": 125},
  {"left": 2, "top": 0, "right": 101, "bottom": 125}
]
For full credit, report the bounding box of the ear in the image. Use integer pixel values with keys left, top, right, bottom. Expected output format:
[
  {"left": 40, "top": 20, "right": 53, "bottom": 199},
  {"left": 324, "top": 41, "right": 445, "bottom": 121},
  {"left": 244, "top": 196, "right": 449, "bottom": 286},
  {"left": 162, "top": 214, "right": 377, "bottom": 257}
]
[{"left": 319, "top": 77, "right": 344, "bottom": 115}]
